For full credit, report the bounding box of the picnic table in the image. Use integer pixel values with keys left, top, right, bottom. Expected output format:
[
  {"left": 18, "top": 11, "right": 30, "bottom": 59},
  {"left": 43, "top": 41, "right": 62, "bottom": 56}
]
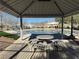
[{"left": 37, "top": 35, "right": 53, "bottom": 43}]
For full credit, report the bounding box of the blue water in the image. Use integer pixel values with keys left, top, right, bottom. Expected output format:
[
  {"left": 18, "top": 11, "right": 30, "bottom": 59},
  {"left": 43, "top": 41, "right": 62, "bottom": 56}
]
[
  {"left": 17, "top": 29, "right": 79, "bottom": 37},
  {"left": 25, "top": 29, "right": 78, "bottom": 35},
  {"left": 25, "top": 30, "right": 61, "bottom": 34},
  {"left": 18, "top": 29, "right": 79, "bottom": 39}
]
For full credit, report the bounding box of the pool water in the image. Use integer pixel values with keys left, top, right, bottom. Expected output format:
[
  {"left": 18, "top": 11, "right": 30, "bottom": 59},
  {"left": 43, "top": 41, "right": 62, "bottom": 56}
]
[
  {"left": 25, "top": 30, "right": 61, "bottom": 34},
  {"left": 18, "top": 29, "right": 79, "bottom": 35}
]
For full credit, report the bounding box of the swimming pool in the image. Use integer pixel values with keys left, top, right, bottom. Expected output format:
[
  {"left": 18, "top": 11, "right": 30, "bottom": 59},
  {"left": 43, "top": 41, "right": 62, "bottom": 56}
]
[
  {"left": 25, "top": 29, "right": 61, "bottom": 34},
  {"left": 18, "top": 29, "right": 79, "bottom": 35}
]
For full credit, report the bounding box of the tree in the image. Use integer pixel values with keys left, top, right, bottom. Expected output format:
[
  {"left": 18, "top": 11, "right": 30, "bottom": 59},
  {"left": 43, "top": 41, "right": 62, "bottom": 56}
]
[
  {"left": 0, "top": 11, "right": 18, "bottom": 30},
  {"left": 55, "top": 14, "right": 79, "bottom": 24}
]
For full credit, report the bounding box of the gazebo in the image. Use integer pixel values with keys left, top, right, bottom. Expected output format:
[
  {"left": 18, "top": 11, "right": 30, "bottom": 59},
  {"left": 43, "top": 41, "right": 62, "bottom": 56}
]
[{"left": 0, "top": 0, "right": 79, "bottom": 39}]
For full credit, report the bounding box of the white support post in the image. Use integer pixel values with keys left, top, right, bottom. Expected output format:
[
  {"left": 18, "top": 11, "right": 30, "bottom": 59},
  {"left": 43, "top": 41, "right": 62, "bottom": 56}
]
[{"left": 20, "top": 16, "right": 23, "bottom": 40}]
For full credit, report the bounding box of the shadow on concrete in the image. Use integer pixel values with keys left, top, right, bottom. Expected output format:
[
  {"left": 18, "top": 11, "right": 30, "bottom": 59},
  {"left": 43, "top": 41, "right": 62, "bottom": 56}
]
[{"left": 30, "top": 44, "right": 79, "bottom": 59}]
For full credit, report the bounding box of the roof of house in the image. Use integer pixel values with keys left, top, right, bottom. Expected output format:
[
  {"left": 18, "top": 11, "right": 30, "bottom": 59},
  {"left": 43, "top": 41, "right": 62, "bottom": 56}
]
[{"left": 0, "top": 0, "right": 79, "bottom": 17}]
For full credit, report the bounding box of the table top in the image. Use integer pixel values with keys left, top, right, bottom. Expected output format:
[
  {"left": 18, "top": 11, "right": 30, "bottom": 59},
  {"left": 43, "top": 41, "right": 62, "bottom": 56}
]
[
  {"left": 37, "top": 35, "right": 53, "bottom": 40},
  {"left": 51, "top": 39, "right": 69, "bottom": 43}
]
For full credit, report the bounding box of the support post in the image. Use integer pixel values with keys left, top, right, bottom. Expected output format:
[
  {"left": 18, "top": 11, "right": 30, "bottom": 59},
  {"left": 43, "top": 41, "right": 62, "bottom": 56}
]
[
  {"left": 70, "top": 16, "right": 75, "bottom": 39},
  {"left": 61, "top": 17, "right": 64, "bottom": 39},
  {"left": 71, "top": 16, "right": 73, "bottom": 36},
  {"left": 20, "top": 16, "right": 23, "bottom": 29},
  {"left": 20, "top": 16, "right": 23, "bottom": 39},
  {"left": 53, "top": 0, "right": 64, "bottom": 39}
]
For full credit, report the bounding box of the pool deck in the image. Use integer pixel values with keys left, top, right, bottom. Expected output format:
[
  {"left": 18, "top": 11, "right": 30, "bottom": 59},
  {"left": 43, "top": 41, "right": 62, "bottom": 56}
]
[
  {"left": 13, "top": 39, "right": 79, "bottom": 59},
  {"left": 0, "top": 33, "right": 31, "bottom": 59},
  {"left": 0, "top": 34, "right": 79, "bottom": 59}
]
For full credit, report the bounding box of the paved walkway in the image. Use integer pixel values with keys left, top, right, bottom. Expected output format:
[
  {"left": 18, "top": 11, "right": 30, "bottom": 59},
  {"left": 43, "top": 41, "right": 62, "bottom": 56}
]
[
  {"left": 0, "top": 33, "right": 31, "bottom": 59},
  {"left": 0, "top": 38, "right": 79, "bottom": 59},
  {"left": 0, "top": 36, "right": 15, "bottom": 51},
  {"left": 48, "top": 40, "right": 79, "bottom": 59},
  {"left": 13, "top": 40, "right": 79, "bottom": 59}
]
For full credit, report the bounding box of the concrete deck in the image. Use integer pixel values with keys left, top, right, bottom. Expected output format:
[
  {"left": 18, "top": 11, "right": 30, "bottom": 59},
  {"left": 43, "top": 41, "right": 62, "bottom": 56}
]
[
  {"left": 0, "top": 33, "right": 31, "bottom": 59},
  {"left": 0, "top": 34, "right": 79, "bottom": 59},
  {"left": 12, "top": 39, "right": 79, "bottom": 59}
]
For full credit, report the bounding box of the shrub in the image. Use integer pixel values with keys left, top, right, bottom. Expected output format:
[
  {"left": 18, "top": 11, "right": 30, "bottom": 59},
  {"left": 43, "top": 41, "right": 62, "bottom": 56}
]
[{"left": 0, "top": 31, "right": 19, "bottom": 40}]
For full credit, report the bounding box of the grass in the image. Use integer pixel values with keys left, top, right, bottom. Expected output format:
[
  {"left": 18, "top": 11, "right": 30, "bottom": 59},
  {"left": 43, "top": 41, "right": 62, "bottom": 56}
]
[{"left": 0, "top": 31, "right": 19, "bottom": 40}]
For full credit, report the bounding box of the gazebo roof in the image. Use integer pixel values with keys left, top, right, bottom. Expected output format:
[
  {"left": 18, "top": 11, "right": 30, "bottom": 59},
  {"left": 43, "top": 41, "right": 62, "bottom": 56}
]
[{"left": 0, "top": 0, "right": 79, "bottom": 17}]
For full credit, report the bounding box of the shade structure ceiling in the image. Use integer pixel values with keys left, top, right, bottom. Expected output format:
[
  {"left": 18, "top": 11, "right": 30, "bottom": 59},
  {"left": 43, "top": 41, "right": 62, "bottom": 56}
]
[{"left": 0, "top": 0, "right": 79, "bottom": 17}]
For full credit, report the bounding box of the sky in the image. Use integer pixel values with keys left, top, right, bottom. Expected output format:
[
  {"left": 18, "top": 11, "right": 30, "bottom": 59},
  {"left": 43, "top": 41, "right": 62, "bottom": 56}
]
[
  {"left": 0, "top": 11, "right": 55, "bottom": 23},
  {"left": 22, "top": 18, "right": 55, "bottom": 23}
]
